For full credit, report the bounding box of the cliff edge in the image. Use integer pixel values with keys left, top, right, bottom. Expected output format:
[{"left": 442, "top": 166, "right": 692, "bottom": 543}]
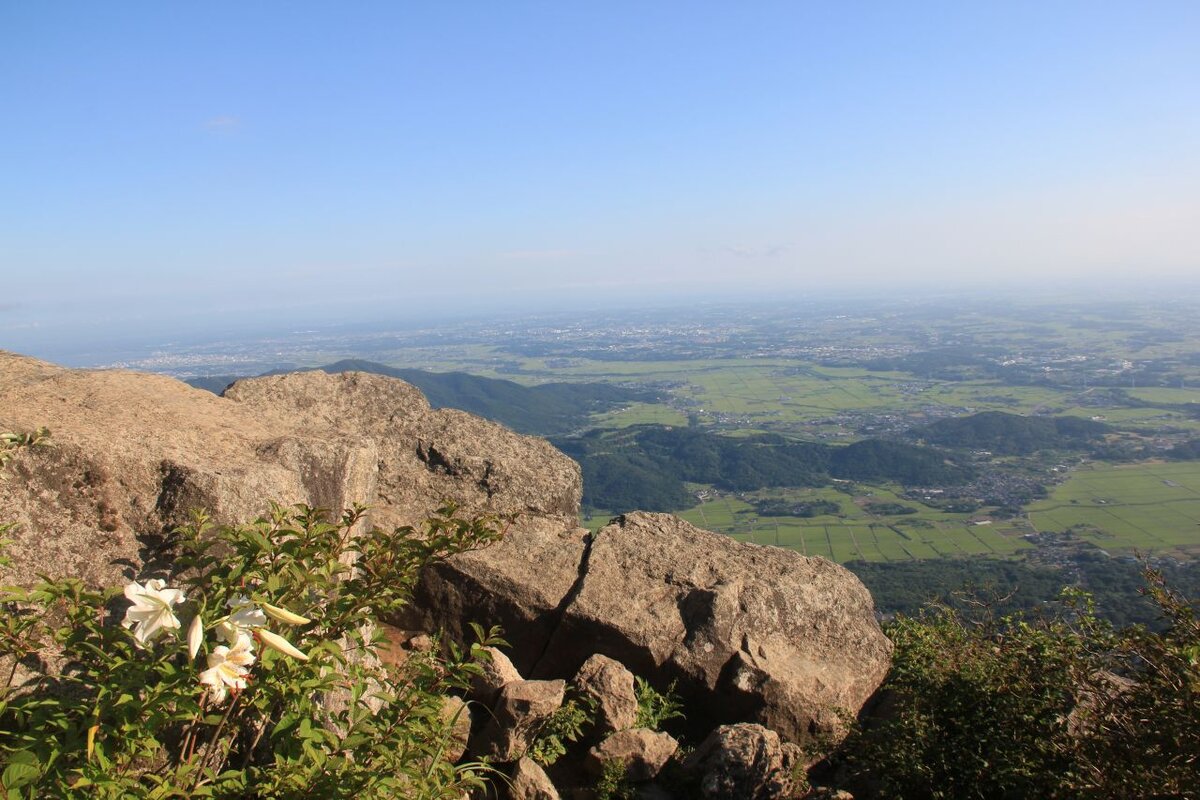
[{"left": 0, "top": 351, "right": 890, "bottom": 750}]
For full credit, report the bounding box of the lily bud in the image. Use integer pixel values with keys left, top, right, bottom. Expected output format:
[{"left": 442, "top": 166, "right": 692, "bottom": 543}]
[
  {"left": 261, "top": 602, "right": 311, "bottom": 626},
  {"left": 257, "top": 628, "right": 310, "bottom": 662},
  {"left": 187, "top": 615, "right": 204, "bottom": 660}
]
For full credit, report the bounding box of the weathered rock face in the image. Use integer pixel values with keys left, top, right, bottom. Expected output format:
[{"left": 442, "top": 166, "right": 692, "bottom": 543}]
[
  {"left": 223, "top": 372, "right": 580, "bottom": 527},
  {"left": 411, "top": 511, "right": 892, "bottom": 746},
  {"left": 682, "top": 723, "right": 804, "bottom": 800},
  {"left": 0, "top": 352, "right": 581, "bottom": 589}
]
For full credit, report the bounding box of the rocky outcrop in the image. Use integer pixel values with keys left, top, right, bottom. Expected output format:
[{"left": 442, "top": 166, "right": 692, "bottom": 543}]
[
  {"left": 408, "top": 511, "right": 891, "bottom": 746},
  {"left": 473, "top": 679, "right": 566, "bottom": 762},
  {"left": 0, "top": 352, "right": 890, "bottom": 769},
  {"left": 0, "top": 352, "right": 581, "bottom": 590}
]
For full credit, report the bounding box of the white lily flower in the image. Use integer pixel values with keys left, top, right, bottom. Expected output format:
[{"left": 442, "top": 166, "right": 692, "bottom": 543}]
[
  {"left": 198, "top": 632, "right": 255, "bottom": 704},
  {"left": 121, "top": 579, "right": 186, "bottom": 647},
  {"left": 187, "top": 614, "right": 204, "bottom": 660},
  {"left": 215, "top": 597, "right": 267, "bottom": 643}
]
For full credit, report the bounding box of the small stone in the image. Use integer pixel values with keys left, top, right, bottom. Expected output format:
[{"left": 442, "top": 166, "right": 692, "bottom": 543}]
[
  {"left": 586, "top": 728, "right": 678, "bottom": 782},
  {"left": 469, "top": 645, "right": 523, "bottom": 707},
  {"left": 509, "top": 757, "right": 561, "bottom": 800},
  {"left": 474, "top": 679, "right": 566, "bottom": 762},
  {"left": 407, "top": 633, "right": 435, "bottom": 652},
  {"left": 573, "top": 654, "right": 638, "bottom": 735}
]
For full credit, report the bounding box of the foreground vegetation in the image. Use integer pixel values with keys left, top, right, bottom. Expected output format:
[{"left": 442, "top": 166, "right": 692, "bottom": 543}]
[
  {"left": 1, "top": 439, "right": 505, "bottom": 799},
  {"left": 4, "top": 430, "right": 1199, "bottom": 797},
  {"left": 835, "top": 573, "right": 1200, "bottom": 798}
]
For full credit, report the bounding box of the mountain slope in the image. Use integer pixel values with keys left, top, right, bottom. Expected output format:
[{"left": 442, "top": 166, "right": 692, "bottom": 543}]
[{"left": 186, "top": 359, "right": 652, "bottom": 436}]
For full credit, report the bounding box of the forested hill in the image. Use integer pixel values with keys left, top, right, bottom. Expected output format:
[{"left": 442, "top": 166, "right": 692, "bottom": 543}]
[
  {"left": 553, "top": 425, "right": 973, "bottom": 513},
  {"left": 917, "top": 410, "right": 1110, "bottom": 455},
  {"left": 185, "top": 359, "right": 652, "bottom": 436}
]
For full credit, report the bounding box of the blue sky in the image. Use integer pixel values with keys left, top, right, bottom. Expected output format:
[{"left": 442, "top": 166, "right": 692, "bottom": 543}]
[{"left": 3, "top": 2, "right": 1199, "bottom": 354}]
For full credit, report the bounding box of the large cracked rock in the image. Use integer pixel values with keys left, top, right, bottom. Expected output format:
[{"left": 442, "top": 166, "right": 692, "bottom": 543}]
[
  {"left": 0, "top": 352, "right": 581, "bottom": 589},
  {"left": 411, "top": 512, "right": 892, "bottom": 747}
]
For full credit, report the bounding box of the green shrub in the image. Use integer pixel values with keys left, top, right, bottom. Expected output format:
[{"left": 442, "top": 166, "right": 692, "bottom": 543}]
[
  {"left": 0, "top": 499, "right": 505, "bottom": 799},
  {"left": 527, "top": 694, "right": 595, "bottom": 766},
  {"left": 840, "top": 575, "right": 1200, "bottom": 798},
  {"left": 633, "top": 677, "right": 684, "bottom": 731}
]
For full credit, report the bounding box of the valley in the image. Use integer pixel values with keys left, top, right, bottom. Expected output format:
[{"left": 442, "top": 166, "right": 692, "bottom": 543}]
[{"left": 136, "top": 292, "right": 1200, "bottom": 623}]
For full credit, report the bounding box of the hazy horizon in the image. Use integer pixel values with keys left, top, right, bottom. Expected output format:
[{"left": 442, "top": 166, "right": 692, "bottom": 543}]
[{"left": 3, "top": 2, "right": 1199, "bottom": 359}]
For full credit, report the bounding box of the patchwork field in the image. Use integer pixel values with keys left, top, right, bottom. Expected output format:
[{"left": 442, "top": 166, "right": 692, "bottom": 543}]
[
  {"left": 1027, "top": 461, "right": 1200, "bottom": 557},
  {"left": 582, "top": 485, "right": 1033, "bottom": 564}
]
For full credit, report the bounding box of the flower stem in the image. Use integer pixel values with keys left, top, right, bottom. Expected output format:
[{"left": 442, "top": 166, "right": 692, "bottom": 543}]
[{"left": 192, "top": 692, "right": 239, "bottom": 789}]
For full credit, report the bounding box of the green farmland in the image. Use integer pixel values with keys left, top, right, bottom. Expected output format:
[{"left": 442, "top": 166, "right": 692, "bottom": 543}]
[
  {"left": 1028, "top": 461, "right": 1200, "bottom": 557},
  {"left": 669, "top": 487, "right": 1032, "bottom": 564}
]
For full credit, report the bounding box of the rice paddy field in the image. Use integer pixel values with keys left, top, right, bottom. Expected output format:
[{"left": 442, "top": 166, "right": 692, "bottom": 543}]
[
  {"left": 544, "top": 358, "right": 1200, "bottom": 437},
  {"left": 585, "top": 461, "right": 1200, "bottom": 563},
  {"left": 1027, "top": 461, "right": 1200, "bottom": 558},
  {"left": 584, "top": 484, "right": 1034, "bottom": 564}
]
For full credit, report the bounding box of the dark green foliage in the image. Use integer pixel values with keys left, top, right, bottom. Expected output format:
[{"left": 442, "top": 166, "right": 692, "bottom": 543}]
[
  {"left": 187, "top": 360, "right": 651, "bottom": 436},
  {"left": 847, "top": 554, "right": 1200, "bottom": 629},
  {"left": 577, "top": 452, "right": 694, "bottom": 513},
  {"left": 863, "top": 501, "right": 917, "bottom": 516},
  {"left": 593, "top": 759, "right": 636, "bottom": 800},
  {"left": 634, "top": 427, "right": 830, "bottom": 488},
  {"left": 560, "top": 425, "right": 971, "bottom": 514},
  {"left": 632, "top": 678, "right": 684, "bottom": 731},
  {"left": 919, "top": 411, "right": 1110, "bottom": 455},
  {"left": 753, "top": 499, "right": 840, "bottom": 517},
  {"left": 838, "top": 574, "right": 1200, "bottom": 798},
  {"left": 830, "top": 439, "right": 972, "bottom": 485},
  {"left": 527, "top": 695, "right": 595, "bottom": 766},
  {"left": 846, "top": 559, "right": 1070, "bottom": 621},
  {"left": 1166, "top": 438, "right": 1200, "bottom": 460}
]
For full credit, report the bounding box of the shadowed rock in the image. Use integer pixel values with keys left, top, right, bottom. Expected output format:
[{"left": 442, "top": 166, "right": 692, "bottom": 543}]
[
  {"left": 415, "top": 510, "right": 891, "bottom": 747},
  {"left": 474, "top": 679, "right": 566, "bottom": 763},
  {"left": 683, "top": 723, "right": 805, "bottom": 800}
]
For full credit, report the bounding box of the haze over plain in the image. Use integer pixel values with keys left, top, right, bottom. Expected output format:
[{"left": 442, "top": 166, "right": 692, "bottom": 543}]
[{"left": 2, "top": 1, "right": 1199, "bottom": 356}]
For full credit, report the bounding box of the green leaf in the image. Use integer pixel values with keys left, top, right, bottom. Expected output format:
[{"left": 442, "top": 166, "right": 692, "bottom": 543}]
[{"left": 1, "top": 751, "right": 40, "bottom": 790}]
